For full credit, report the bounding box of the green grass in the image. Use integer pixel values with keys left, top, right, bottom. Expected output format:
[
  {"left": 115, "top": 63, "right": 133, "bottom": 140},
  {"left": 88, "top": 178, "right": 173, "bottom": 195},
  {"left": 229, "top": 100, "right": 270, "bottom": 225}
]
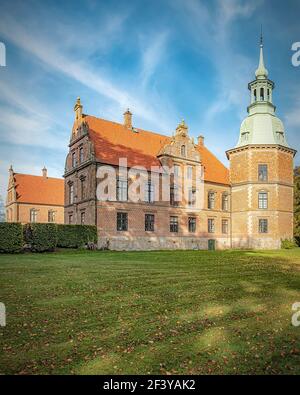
[{"left": 0, "top": 248, "right": 300, "bottom": 375}]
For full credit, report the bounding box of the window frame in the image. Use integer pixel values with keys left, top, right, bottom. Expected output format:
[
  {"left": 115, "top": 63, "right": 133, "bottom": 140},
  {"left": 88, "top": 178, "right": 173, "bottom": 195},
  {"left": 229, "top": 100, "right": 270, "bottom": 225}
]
[
  {"left": 144, "top": 182, "right": 154, "bottom": 203},
  {"left": 79, "top": 147, "right": 84, "bottom": 164},
  {"left": 258, "top": 191, "right": 268, "bottom": 209},
  {"left": 258, "top": 164, "right": 268, "bottom": 182},
  {"left": 222, "top": 219, "right": 228, "bottom": 234},
  {"left": 208, "top": 218, "right": 215, "bottom": 233},
  {"left": 72, "top": 151, "right": 76, "bottom": 168},
  {"left": 116, "top": 178, "right": 128, "bottom": 202},
  {"left": 259, "top": 218, "right": 268, "bottom": 233},
  {"left": 30, "top": 208, "right": 37, "bottom": 223},
  {"left": 48, "top": 210, "right": 55, "bottom": 223},
  {"left": 222, "top": 193, "right": 229, "bottom": 211},
  {"left": 69, "top": 183, "right": 74, "bottom": 204},
  {"left": 117, "top": 212, "right": 128, "bottom": 231},
  {"left": 188, "top": 217, "right": 196, "bottom": 233},
  {"left": 208, "top": 191, "right": 216, "bottom": 210},
  {"left": 170, "top": 216, "right": 179, "bottom": 233},
  {"left": 145, "top": 214, "right": 155, "bottom": 232}
]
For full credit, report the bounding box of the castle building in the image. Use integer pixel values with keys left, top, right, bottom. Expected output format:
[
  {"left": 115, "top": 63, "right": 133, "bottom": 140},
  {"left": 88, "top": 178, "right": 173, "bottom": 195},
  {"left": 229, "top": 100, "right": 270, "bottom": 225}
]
[
  {"left": 6, "top": 167, "right": 64, "bottom": 224},
  {"left": 64, "top": 39, "right": 295, "bottom": 250}
]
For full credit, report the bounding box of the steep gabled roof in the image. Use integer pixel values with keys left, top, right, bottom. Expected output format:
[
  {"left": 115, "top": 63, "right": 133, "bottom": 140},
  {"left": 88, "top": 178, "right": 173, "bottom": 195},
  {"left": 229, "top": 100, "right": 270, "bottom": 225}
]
[
  {"left": 84, "top": 115, "right": 229, "bottom": 185},
  {"left": 13, "top": 174, "right": 64, "bottom": 206}
]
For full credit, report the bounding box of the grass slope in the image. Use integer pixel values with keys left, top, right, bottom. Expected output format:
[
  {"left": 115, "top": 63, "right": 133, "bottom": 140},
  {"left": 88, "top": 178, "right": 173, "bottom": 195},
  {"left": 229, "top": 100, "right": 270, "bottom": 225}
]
[{"left": 0, "top": 249, "right": 299, "bottom": 375}]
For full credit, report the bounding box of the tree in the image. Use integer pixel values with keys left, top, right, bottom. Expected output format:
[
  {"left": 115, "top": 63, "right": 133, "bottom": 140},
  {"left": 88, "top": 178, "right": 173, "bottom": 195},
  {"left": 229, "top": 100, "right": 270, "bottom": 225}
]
[
  {"left": 0, "top": 195, "right": 5, "bottom": 223},
  {"left": 294, "top": 167, "right": 300, "bottom": 244}
]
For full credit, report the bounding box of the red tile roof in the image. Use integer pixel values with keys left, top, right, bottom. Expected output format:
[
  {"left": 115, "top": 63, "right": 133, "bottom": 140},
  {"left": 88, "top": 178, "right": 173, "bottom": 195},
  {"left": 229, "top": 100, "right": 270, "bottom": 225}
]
[
  {"left": 14, "top": 174, "right": 64, "bottom": 206},
  {"left": 85, "top": 115, "right": 229, "bottom": 185}
]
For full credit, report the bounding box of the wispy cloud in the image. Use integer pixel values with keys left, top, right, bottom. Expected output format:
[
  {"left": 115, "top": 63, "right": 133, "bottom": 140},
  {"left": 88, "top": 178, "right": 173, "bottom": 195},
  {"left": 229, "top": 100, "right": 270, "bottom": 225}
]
[
  {"left": 139, "top": 31, "right": 170, "bottom": 87},
  {"left": 0, "top": 14, "right": 172, "bottom": 131}
]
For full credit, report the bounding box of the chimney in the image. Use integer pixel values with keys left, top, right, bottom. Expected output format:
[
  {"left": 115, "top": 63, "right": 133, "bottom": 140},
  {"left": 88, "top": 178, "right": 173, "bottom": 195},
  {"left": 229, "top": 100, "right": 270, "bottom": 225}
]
[
  {"left": 123, "top": 109, "right": 132, "bottom": 129},
  {"left": 42, "top": 166, "right": 47, "bottom": 178},
  {"left": 74, "top": 97, "right": 83, "bottom": 121},
  {"left": 198, "top": 135, "right": 204, "bottom": 146}
]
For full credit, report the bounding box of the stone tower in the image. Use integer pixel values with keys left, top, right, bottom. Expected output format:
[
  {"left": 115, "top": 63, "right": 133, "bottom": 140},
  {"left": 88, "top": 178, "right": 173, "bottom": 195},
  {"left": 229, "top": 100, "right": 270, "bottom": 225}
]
[{"left": 226, "top": 37, "right": 296, "bottom": 249}]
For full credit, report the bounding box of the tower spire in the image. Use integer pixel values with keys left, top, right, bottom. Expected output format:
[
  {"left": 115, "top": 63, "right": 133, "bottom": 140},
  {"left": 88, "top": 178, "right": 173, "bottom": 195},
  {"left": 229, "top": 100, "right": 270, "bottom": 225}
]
[{"left": 255, "top": 27, "right": 268, "bottom": 79}]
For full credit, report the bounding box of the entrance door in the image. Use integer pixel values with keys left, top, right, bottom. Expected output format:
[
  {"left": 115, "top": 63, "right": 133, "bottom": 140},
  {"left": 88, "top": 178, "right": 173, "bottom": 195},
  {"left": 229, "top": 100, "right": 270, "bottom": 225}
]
[{"left": 208, "top": 239, "right": 216, "bottom": 250}]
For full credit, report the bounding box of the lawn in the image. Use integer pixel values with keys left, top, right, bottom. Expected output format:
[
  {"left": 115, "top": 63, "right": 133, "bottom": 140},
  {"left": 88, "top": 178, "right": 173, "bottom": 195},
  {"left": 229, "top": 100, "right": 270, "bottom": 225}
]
[{"left": 0, "top": 249, "right": 299, "bottom": 375}]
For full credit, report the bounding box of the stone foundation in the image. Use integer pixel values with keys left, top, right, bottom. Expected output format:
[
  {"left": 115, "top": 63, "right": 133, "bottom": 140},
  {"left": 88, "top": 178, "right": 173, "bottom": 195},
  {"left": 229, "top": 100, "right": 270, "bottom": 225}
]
[{"left": 98, "top": 236, "right": 231, "bottom": 251}]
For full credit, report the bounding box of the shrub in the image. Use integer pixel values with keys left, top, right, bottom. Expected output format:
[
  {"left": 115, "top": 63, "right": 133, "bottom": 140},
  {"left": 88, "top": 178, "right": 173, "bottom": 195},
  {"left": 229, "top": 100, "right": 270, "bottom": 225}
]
[
  {"left": 0, "top": 223, "right": 23, "bottom": 253},
  {"left": 56, "top": 225, "right": 97, "bottom": 248},
  {"left": 24, "top": 223, "right": 57, "bottom": 252},
  {"left": 281, "top": 238, "right": 297, "bottom": 249}
]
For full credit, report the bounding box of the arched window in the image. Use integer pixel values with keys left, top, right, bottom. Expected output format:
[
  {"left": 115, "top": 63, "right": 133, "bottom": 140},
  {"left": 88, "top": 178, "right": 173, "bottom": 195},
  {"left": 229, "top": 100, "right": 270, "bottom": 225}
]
[
  {"left": 267, "top": 89, "right": 270, "bottom": 101},
  {"left": 260, "top": 88, "right": 264, "bottom": 101},
  {"left": 254, "top": 89, "right": 257, "bottom": 102},
  {"left": 181, "top": 145, "right": 186, "bottom": 157},
  {"left": 208, "top": 191, "right": 215, "bottom": 209}
]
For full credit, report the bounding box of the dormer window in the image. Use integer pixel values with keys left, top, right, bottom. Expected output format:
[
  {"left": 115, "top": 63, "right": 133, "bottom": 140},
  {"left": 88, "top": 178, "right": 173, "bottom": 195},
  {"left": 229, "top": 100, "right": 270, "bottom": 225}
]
[
  {"left": 181, "top": 145, "right": 186, "bottom": 157},
  {"left": 276, "top": 131, "right": 284, "bottom": 143},
  {"left": 241, "top": 132, "right": 249, "bottom": 142}
]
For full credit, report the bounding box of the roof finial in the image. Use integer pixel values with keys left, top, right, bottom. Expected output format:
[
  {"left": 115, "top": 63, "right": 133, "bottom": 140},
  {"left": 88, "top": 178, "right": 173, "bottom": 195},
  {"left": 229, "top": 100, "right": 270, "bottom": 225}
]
[
  {"left": 255, "top": 28, "right": 268, "bottom": 80},
  {"left": 260, "top": 24, "right": 263, "bottom": 47}
]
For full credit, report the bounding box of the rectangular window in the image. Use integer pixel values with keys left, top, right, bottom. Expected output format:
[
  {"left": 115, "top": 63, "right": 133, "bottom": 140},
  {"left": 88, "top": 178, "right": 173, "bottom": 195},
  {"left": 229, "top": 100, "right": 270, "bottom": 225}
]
[
  {"left": 222, "top": 193, "right": 229, "bottom": 211},
  {"left": 187, "top": 166, "right": 193, "bottom": 180},
  {"left": 259, "top": 219, "right": 268, "bottom": 233},
  {"left": 30, "top": 209, "right": 37, "bottom": 223},
  {"left": 145, "top": 182, "right": 154, "bottom": 203},
  {"left": 170, "top": 216, "right": 178, "bottom": 233},
  {"left": 72, "top": 152, "right": 76, "bottom": 168},
  {"left": 188, "top": 217, "right": 196, "bottom": 233},
  {"left": 117, "top": 212, "right": 128, "bottom": 231},
  {"left": 170, "top": 185, "right": 179, "bottom": 206},
  {"left": 188, "top": 188, "right": 196, "bottom": 206},
  {"left": 69, "top": 184, "right": 74, "bottom": 204},
  {"left": 208, "top": 218, "right": 215, "bottom": 233},
  {"left": 69, "top": 214, "right": 73, "bottom": 224},
  {"left": 48, "top": 210, "right": 55, "bottom": 223},
  {"left": 81, "top": 211, "right": 85, "bottom": 225},
  {"left": 258, "top": 164, "right": 268, "bottom": 181},
  {"left": 258, "top": 192, "right": 268, "bottom": 209},
  {"left": 222, "top": 219, "right": 228, "bottom": 234},
  {"left": 117, "top": 179, "right": 128, "bottom": 201},
  {"left": 174, "top": 165, "right": 180, "bottom": 177},
  {"left": 208, "top": 192, "right": 215, "bottom": 209},
  {"left": 81, "top": 179, "right": 86, "bottom": 200},
  {"left": 145, "top": 214, "right": 155, "bottom": 231},
  {"left": 79, "top": 147, "right": 84, "bottom": 164}
]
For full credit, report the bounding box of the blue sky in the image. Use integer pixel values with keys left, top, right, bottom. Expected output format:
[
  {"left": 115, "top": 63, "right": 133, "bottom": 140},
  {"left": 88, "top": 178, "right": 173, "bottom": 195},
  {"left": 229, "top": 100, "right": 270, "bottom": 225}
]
[{"left": 0, "top": 0, "right": 299, "bottom": 198}]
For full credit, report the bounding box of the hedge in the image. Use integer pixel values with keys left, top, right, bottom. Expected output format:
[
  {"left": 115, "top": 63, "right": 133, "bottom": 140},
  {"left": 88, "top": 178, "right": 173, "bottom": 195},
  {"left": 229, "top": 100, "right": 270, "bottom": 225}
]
[
  {"left": 0, "top": 222, "right": 23, "bottom": 253},
  {"left": 56, "top": 225, "right": 98, "bottom": 248},
  {"left": 24, "top": 223, "right": 58, "bottom": 252},
  {"left": 0, "top": 223, "right": 98, "bottom": 253}
]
